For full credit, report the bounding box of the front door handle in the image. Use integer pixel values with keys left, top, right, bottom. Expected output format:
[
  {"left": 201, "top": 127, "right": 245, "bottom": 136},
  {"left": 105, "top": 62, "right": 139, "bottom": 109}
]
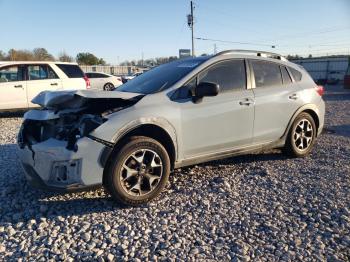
[
  {"left": 239, "top": 98, "right": 254, "bottom": 106},
  {"left": 50, "top": 83, "right": 58, "bottom": 86},
  {"left": 14, "top": 84, "right": 23, "bottom": 88},
  {"left": 289, "top": 94, "right": 298, "bottom": 100}
]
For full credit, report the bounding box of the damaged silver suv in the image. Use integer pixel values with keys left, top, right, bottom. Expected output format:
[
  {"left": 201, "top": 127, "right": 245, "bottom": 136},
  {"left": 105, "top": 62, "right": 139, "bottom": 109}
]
[{"left": 18, "top": 50, "right": 325, "bottom": 206}]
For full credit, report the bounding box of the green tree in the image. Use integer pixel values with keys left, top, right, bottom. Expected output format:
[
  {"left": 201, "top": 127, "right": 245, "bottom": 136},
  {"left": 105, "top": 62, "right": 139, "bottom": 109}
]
[
  {"left": 76, "top": 52, "right": 106, "bottom": 65},
  {"left": 98, "top": 58, "right": 106, "bottom": 65},
  {"left": 286, "top": 54, "right": 302, "bottom": 59}
]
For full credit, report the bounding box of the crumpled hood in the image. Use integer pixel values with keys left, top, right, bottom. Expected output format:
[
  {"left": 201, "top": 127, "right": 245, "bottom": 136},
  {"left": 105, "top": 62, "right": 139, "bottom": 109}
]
[{"left": 32, "top": 90, "right": 143, "bottom": 110}]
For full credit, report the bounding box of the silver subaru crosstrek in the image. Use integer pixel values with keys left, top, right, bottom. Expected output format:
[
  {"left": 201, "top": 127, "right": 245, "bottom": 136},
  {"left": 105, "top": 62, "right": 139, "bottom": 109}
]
[{"left": 17, "top": 50, "right": 325, "bottom": 206}]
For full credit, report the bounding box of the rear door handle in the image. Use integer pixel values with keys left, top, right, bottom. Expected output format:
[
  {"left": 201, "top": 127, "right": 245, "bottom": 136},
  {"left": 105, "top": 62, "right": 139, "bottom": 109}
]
[
  {"left": 50, "top": 83, "right": 58, "bottom": 86},
  {"left": 14, "top": 84, "right": 23, "bottom": 88},
  {"left": 289, "top": 94, "right": 298, "bottom": 100},
  {"left": 239, "top": 98, "right": 254, "bottom": 106}
]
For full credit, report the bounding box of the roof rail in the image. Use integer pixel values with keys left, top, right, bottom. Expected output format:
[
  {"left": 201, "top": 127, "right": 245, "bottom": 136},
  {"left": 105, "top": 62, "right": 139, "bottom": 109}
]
[{"left": 215, "top": 49, "right": 288, "bottom": 61}]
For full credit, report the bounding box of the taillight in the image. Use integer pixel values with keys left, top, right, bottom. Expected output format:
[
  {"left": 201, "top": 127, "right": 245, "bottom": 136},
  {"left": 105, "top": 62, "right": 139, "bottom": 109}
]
[
  {"left": 84, "top": 75, "right": 90, "bottom": 89},
  {"left": 315, "top": 85, "right": 324, "bottom": 96}
]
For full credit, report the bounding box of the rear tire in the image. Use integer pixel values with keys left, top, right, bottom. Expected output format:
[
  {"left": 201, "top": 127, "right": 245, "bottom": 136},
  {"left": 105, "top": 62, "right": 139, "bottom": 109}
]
[
  {"left": 105, "top": 136, "right": 170, "bottom": 206},
  {"left": 103, "top": 83, "right": 115, "bottom": 91},
  {"left": 283, "top": 112, "right": 316, "bottom": 157}
]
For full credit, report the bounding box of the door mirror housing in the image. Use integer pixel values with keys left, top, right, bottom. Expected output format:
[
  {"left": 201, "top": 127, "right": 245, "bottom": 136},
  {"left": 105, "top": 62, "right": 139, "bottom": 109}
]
[{"left": 195, "top": 82, "right": 220, "bottom": 98}]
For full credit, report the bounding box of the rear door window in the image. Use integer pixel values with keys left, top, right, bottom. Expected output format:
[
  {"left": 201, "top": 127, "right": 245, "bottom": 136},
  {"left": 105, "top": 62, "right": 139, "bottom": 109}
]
[
  {"left": 0, "top": 66, "right": 24, "bottom": 82},
  {"left": 198, "top": 59, "right": 246, "bottom": 92},
  {"left": 281, "top": 66, "right": 292, "bottom": 84},
  {"left": 251, "top": 60, "right": 282, "bottom": 88},
  {"left": 28, "top": 65, "right": 58, "bottom": 80},
  {"left": 56, "top": 64, "right": 84, "bottom": 78}
]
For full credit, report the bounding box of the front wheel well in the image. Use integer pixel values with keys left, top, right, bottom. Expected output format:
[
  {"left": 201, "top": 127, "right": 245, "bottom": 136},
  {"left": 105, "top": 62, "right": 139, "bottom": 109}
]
[{"left": 103, "top": 124, "right": 176, "bottom": 185}]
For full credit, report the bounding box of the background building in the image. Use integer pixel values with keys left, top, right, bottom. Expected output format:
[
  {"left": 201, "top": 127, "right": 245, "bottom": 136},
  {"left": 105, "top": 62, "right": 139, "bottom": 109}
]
[{"left": 291, "top": 56, "right": 349, "bottom": 84}]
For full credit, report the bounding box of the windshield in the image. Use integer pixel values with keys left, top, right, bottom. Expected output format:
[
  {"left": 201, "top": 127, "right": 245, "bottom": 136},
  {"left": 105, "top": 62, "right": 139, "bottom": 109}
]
[{"left": 117, "top": 57, "right": 209, "bottom": 94}]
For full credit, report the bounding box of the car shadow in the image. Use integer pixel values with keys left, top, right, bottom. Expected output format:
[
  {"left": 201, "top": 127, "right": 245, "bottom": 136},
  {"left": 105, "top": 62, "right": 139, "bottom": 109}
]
[{"left": 324, "top": 124, "right": 350, "bottom": 138}]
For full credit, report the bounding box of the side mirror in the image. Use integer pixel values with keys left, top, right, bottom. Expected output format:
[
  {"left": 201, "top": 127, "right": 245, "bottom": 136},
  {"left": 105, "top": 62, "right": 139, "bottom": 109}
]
[{"left": 195, "top": 82, "right": 220, "bottom": 98}]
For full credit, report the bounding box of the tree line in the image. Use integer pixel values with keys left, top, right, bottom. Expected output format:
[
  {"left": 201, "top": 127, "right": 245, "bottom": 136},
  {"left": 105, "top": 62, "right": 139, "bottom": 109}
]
[
  {"left": 0, "top": 48, "right": 106, "bottom": 65},
  {"left": 0, "top": 48, "right": 183, "bottom": 67}
]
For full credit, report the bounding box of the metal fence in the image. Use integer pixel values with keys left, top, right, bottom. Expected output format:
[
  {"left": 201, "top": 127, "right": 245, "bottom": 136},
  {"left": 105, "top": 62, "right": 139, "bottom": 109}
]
[
  {"left": 79, "top": 65, "right": 138, "bottom": 75},
  {"left": 291, "top": 57, "right": 349, "bottom": 83}
]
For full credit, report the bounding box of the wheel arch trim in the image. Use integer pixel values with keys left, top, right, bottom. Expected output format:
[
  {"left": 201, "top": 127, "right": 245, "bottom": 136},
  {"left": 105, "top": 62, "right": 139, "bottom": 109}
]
[
  {"left": 110, "top": 117, "right": 178, "bottom": 160},
  {"left": 282, "top": 104, "right": 321, "bottom": 141}
]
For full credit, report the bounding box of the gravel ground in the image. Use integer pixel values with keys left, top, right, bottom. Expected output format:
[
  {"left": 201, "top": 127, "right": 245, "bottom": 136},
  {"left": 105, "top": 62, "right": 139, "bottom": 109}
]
[{"left": 0, "top": 85, "right": 349, "bottom": 261}]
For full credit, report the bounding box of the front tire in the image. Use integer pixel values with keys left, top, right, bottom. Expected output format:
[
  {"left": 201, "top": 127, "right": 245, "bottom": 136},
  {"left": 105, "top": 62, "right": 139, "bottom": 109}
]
[
  {"left": 283, "top": 112, "right": 317, "bottom": 157},
  {"left": 105, "top": 136, "right": 170, "bottom": 206}
]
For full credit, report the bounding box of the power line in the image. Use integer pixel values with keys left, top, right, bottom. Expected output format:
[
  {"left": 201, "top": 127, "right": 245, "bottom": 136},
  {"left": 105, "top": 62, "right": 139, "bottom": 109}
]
[
  {"left": 196, "top": 2, "right": 350, "bottom": 43},
  {"left": 290, "top": 46, "right": 350, "bottom": 53},
  {"left": 195, "top": 37, "right": 276, "bottom": 48},
  {"left": 196, "top": 1, "right": 299, "bottom": 32},
  {"left": 261, "top": 26, "right": 350, "bottom": 43},
  {"left": 196, "top": 15, "right": 267, "bottom": 36},
  {"left": 279, "top": 41, "right": 350, "bottom": 48}
]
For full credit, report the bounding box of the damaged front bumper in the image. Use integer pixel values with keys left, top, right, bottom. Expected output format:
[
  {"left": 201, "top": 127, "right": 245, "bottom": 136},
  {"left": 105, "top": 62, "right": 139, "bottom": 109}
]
[
  {"left": 17, "top": 135, "right": 108, "bottom": 192},
  {"left": 16, "top": 89, "right": 143, "bottom": 192}
]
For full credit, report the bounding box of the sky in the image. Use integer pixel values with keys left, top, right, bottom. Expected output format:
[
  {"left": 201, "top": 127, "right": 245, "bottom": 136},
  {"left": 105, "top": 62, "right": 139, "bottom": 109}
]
[{"left": 1, "top": 0, "right": 350, "bottom": 64}]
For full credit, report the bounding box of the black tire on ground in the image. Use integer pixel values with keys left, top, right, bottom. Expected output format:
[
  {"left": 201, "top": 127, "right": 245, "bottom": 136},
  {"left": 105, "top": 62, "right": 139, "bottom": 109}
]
[
  {"left": 283, "top": 112, "right": 317, "bottom": 157},
  {"left": 103, "top": 83, "right": 115, "bottom": 91},
  {"left": 105, "top": 136, "right": 171, "bottom": 206}
]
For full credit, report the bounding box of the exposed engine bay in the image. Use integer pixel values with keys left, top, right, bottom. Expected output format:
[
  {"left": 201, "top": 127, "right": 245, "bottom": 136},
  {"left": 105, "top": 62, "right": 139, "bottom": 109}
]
[{"left": 18, "top": 90, "right": 144, "bottom": 151}]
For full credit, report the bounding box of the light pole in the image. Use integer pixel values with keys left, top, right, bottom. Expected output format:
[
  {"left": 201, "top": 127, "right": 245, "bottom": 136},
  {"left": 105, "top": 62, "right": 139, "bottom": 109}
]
[{"left": 187, "top": 1, "right": 195, "bottom": 57}]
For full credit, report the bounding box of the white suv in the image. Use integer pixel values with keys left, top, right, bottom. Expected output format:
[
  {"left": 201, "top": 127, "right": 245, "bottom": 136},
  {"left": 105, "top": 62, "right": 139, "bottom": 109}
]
[{"left": 0, "top": 61, "right": 90, "bottom": 111}]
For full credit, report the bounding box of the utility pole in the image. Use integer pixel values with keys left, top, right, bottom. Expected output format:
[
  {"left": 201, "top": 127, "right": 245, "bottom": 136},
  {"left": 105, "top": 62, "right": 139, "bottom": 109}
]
[
  {"left": 187, "top": 1, "right": 195, "bottom": 57},
  {"left": 214, "top": 44, "right": 217, "bottom": 55}
]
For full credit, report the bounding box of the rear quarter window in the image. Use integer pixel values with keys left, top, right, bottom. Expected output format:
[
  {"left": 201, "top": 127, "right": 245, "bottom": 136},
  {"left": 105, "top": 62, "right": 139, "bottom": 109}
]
[
  {"left": 251, "top": 60, "right": 282, "bottom": 88},
  {"left": 281, "top": 66, "right": 292, "bottom": 84},
  {"left": 289, "top": 67, "right": 302, "bottom": 82},
  {"left": 56, "top": 64, "right": 84, "bottom": 78}
]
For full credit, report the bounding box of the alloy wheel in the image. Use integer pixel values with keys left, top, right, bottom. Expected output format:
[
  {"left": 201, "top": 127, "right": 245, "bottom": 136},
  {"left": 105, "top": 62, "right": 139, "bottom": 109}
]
[
  {"left": 104, "top": 83, "right": 114, "bottom": 91},
  {"left": 119, "top": 149, "right": 163, "bottom": 196},
  {"left": 293, "top": 119, "right": 314, "bottom": 151}
]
